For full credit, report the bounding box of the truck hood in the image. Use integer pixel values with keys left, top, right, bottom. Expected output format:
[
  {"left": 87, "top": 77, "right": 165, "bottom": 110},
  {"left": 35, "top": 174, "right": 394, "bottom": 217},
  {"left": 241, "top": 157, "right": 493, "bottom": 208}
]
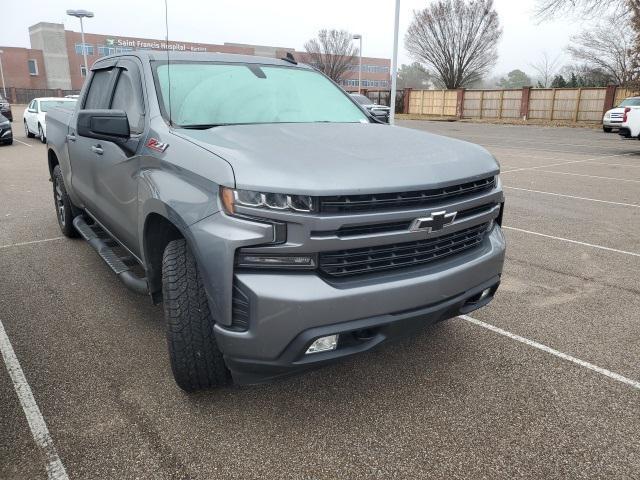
[{"left": 177, "top": 123, "right": 499, "bottom": 195}]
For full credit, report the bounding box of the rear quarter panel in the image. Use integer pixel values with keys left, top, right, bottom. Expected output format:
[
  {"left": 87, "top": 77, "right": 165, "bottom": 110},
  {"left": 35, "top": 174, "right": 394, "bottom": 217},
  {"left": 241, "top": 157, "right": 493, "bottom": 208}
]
[{"left": 45, "top": 108, "right": 74, "bottom": 189}]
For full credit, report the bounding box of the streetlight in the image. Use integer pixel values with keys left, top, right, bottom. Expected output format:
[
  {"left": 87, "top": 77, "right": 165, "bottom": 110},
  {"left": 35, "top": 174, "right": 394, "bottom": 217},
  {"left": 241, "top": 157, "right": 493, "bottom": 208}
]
[
  {"left": 66, "top": 9, "right": 94, "bottom": 78},
  {"left": 389, "top": 0, "right": 400, "bottom": 125},
  {"left": 0, "top": 50, "right": 6, "bottom": 98},
  {"left": 352, "top": 34, "right": 362, "bottom": 94}
]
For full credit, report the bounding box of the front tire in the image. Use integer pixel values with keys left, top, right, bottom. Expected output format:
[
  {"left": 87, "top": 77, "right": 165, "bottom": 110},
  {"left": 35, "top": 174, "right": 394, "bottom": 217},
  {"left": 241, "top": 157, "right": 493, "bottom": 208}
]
[
  {"left": 162, "top": 239, "right": 230, "bottom": 391},
  {"left": 52, "top": 165, "right": 79, "bottom": 238},
  {"left": 24, "top": 121, "right": 35, "bottom": 138}
]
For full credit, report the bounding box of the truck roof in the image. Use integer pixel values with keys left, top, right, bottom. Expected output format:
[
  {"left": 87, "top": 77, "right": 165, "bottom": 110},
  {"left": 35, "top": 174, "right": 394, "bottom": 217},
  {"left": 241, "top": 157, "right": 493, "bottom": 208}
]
[{"left": 93, "top": 50, "right": 311, "bottom": 69}]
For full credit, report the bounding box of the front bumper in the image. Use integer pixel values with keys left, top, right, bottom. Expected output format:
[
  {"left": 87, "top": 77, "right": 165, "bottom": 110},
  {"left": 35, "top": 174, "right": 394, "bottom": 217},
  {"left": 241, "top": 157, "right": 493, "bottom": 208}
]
[
  {"left": 214, "top": 225, "right": 506, "bottom": 384},
  {"left": 603, "top": 118, "right": 622, "bottom": 128}
]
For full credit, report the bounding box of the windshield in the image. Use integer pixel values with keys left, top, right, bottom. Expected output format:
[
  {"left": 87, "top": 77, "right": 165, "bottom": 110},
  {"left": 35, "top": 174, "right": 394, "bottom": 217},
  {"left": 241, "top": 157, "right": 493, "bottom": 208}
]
[
  {"left": 618, "top": 98, "right": 640, "bottom": 107},
  {"left": 40, "top": 100, "right": 76, "bottom": 112},
  {"left": 153, "top": 62, "right": 369, "bottom": 127},
  {"left": 351, "top": 94, "right": 372, "bottom": 105}
]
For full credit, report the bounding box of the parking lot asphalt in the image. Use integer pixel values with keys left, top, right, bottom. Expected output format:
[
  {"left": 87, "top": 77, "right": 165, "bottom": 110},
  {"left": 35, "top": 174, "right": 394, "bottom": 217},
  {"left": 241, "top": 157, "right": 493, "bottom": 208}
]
[{"left": 1, "top": 110, "right": 639, "bottom": 479}]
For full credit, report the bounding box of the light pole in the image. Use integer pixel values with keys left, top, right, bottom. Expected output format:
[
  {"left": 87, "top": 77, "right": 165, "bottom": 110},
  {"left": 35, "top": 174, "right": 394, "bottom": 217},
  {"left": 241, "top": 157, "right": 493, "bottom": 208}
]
[
  {"left": 389, "top": 0, "right": 400, "bottom": 125},
  {"left": 66, "top": 9, "right": 94, "bottom": 78},
  {"left": 352, "top": 34, "right": 362, "bottom": 94},
  {"left": 0, "top": 50, "right": 6, "bottom": 98}
]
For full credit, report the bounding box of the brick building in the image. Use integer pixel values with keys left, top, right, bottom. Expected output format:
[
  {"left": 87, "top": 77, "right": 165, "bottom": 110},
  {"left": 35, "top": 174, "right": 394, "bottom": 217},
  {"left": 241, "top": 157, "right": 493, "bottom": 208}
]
[{"left": 0, "top": 22, "right": 390, "bottom": 99}]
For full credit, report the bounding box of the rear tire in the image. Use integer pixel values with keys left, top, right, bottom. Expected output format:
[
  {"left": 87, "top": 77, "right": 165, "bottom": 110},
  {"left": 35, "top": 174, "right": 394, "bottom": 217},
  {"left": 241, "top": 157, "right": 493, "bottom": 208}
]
[
  {"left": 24, "top": 121, "right": 34, "bottom": 138},
  {"left": 38, "top": 124, "right": 46, "bottom": 143},
  {"left": 603, "top": 126, "right": 612, "bottom": 133},
  {"left": 52, "top": 165, "right": 79, "bottom": 238},
  {"left": 162, "top": 239, "right": 230, "bottom": 391}
]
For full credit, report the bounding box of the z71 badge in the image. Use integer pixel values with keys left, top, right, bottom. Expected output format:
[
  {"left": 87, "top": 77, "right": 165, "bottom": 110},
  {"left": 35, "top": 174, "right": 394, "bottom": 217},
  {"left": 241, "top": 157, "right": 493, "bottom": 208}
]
[{"left": 146, "top": 138, "right": 169, "bottom": 152}]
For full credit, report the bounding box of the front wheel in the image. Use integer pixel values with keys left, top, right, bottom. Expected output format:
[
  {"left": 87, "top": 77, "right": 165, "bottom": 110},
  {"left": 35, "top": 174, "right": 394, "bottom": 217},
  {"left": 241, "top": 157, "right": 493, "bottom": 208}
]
[
  {"left": 24, "top": 121, "right": 35, "bottom": 138},
  {"left": 162, "top": 239, "right": 230, "bottom": 391},
  {"left": 52, "top": 165, "right": 79, "bottom": 238}
]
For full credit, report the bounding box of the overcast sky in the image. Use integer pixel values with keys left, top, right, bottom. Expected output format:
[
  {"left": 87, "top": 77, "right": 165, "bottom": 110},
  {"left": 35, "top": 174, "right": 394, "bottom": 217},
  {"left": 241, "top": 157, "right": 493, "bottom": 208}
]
[{"left": 2, "top": 0, "right": 586, "bottom": 78}]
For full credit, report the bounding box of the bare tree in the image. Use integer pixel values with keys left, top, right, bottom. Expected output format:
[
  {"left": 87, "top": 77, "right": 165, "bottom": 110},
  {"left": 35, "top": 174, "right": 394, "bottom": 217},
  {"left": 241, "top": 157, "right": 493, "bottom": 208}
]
[
  {"left": 529, "top": 52, "right": 562, "bottom": 87},
  {"left": 567, "top": 17, "right": 635, "bottom": 84},
  {"left": 405, "top": 0, "right": 502, "bottom": 89},
  {"left": 536, "top": 0, "right": 640, "bottom": 85},
  {"left": 535, "top": 0, "right": 627, "bottom": 19},
  {"left": 304, "top": 29, "right": 358, "bottom": 83}
]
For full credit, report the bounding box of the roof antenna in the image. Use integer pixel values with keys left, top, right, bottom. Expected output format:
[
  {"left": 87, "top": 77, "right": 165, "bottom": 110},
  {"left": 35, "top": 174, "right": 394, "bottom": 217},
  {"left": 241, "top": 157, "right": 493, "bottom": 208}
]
[
  {"left": 281, "top": 52, "right": 297, "bottom": 65},
  {"left": 164, "top": 0, "right": 172, "bottom": 126}
]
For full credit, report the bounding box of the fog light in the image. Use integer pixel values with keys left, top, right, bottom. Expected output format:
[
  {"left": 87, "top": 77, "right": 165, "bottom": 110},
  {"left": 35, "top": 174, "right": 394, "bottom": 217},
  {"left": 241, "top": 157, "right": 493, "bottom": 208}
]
[{"left": 305, "top": 335, "right": 338, "bottom": 354}]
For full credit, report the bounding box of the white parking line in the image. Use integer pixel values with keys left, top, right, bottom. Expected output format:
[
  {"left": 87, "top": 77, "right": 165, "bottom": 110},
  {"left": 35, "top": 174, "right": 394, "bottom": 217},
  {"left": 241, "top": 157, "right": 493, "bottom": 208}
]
[
  {"left": 503, "top": 186, "right": 640, "bottom": 208},
  {"left": 460, "top": 315, "right": 640, "bottom": 391},
  {"left": 0, "top": 237, "right": 64, "bottom": 251},
  {"left": 503, "top": 226, "right": 640, "bottom": 258},
  {"left": 583, "top": 161, "right": 640, "bottom": 168},
  {"left": 537, "top": 170, "right": 640, "bottom": 184},
  {"left": 0, "top": 320, "right": 69, "bottom": 480},
  {"left": 501, "top": 153, "right": 633, "bottom": 173},
  {"left": 13, "top": 138, "right": 32, "bottom": 147},
  {"left": 481, "top": 144, "right": 629, "bottom": 155}
]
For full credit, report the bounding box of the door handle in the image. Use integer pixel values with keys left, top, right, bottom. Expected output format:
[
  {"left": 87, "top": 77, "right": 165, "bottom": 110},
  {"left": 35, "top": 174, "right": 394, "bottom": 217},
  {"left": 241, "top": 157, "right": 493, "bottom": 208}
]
[
  {"left": 66, "top": 134, "right": 76, "bottom": 142},
  {"left": 91, "top": 145, "right": 104, "bottom": 155}
]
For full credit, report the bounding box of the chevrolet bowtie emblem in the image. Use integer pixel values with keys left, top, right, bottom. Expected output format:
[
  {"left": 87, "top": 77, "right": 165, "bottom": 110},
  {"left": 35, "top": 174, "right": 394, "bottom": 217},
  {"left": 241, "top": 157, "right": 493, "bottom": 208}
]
[{"left": 409, "top": 210, "right": 457, "bottom": 233}]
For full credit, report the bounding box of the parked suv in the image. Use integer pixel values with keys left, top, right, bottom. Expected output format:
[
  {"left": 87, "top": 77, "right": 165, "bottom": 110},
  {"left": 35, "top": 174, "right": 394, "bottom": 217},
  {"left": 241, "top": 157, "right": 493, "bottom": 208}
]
[
  {"left": 350, "top": 93, "right": 391, "bottom": 123},
  {"left": 603, "top": 97, "right": 640, "bottom": 133},
  {"left": 46, "top": 52, "right": 505, "bottom": 391},
  {"left": 0, "top": 96, "right": 12, "bottom": 122},
  {"left": 0, "top": 113, "right": 12, "bottom": 145}
]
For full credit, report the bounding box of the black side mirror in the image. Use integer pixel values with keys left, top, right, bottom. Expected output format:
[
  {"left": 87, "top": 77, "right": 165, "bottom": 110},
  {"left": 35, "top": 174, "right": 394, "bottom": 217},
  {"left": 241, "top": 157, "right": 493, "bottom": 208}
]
[{"left": 77, "top": 109, "right": 130, "bottom": 142}]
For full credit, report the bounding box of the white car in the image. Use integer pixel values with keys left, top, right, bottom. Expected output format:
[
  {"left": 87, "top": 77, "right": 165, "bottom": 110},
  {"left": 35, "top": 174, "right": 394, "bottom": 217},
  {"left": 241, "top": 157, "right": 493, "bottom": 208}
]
[
  {"left": 603, "top": 97, "right": 640, "bottom": 133},
  {"left": 23, "top": 97, "right": 77, "bottom": 143}
]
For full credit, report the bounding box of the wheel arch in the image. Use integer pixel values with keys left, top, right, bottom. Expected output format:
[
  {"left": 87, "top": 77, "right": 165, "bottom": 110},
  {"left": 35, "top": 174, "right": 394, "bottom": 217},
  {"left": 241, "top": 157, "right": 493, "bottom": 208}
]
[
  {"left": 47, "top": 148, "right": 59, "bottom": 177},
  {"left": 142, "top": 212, "right": 186, "bottom": 303}
]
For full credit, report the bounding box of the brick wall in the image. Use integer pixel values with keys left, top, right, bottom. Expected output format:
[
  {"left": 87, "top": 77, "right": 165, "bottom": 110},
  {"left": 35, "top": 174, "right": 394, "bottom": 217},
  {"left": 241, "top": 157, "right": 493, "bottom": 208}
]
[{"left": 0, "top": 46, "right": 47, "bottom": 91}]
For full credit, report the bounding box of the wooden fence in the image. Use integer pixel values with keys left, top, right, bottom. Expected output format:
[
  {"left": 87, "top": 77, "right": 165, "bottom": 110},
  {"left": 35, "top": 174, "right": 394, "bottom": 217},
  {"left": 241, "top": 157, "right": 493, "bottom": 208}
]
[
  {"left": 407, "top": 90, "right": 458, "bottom": 116},
  {"left": 405, "top": 85, "right": 638, "bottom": 123}
]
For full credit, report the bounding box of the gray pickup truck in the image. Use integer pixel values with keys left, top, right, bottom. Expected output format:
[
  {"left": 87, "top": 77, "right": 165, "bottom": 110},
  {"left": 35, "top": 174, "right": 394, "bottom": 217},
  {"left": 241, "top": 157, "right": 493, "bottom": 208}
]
[{"left": 46, "top": 51, "right": 505, "bottom": 391}]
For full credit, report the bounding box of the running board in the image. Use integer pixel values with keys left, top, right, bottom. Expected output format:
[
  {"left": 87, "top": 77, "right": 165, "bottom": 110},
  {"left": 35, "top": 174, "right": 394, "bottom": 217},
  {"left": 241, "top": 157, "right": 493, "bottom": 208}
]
[{"left": 72, "top": 215, "right": 149, "bottom": 295}]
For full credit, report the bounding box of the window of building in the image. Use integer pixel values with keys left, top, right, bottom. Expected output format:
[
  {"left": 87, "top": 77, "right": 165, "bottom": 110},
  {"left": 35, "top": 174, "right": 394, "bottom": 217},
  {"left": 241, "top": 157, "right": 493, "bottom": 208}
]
[
  {"left": 27, "top": 59, "right": 38, "bottom": 76},
  {"left": 75, "top": 43, "right": 94, "bottom": 56},
  {"left": 98, "top": 45, "right": 115, "bottom": 57},
  {"left": 80, "top": 65, "right": 87, "bottom": 77}
]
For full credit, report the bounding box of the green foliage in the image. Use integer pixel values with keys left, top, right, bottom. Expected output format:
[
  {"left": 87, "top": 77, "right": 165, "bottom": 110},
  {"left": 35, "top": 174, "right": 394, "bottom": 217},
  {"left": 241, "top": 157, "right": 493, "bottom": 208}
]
[
  {"left": 551, "top": 74, "right": 567, "bottom": 88},
  {"left": 498, "top": 69, "right": 532, "bottom": 88},
  {"left": 397, "top": 63, "right": 432, "bottom": 89}
]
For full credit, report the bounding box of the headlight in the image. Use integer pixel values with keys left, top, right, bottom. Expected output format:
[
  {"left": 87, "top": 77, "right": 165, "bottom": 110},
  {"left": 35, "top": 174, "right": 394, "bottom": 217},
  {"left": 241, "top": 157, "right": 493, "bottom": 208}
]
[
  {"left": 236, "top": 252, "right": 317, "bottom": 270},
  {"left": 221, "top": 187, "right": 314, "bottom": 214}
]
